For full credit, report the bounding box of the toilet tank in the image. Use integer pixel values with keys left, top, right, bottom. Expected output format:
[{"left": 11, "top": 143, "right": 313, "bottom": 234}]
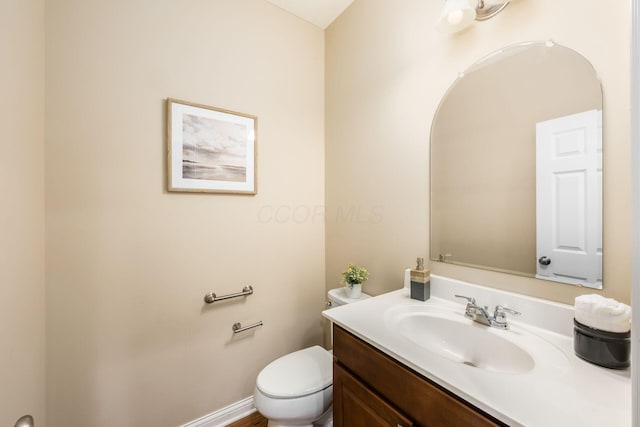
[
  {"left": 327, "top": 287, "right": 371, "bottom": 308},
  {"left": 325, "top": 288, "right": 371, "bottom": 348}
]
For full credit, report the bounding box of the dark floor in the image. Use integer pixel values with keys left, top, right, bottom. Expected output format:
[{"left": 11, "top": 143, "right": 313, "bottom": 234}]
[{"left": 226, "top": 411, "right": 268, "bottom": 427}]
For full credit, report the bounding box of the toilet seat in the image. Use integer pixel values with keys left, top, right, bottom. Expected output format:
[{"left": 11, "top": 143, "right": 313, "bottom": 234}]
[
  {"left": 256, "top": 346, "right": 332, "bottom": 398},
  {"left": 254, "top": 384, "right": 333, "bottom": 424}
]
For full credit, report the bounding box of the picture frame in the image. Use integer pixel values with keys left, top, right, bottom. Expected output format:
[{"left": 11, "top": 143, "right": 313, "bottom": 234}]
[{"left": 167, "top": 98, "right": 257, "bottom": 194}]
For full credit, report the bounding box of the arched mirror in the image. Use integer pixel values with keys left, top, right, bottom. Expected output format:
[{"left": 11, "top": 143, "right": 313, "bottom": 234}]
[{"left": 430, "top": 41, "right": 603, "bottom": 289}]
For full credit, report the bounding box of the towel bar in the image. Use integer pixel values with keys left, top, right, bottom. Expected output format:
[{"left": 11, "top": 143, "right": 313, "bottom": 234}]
[{"left": 204, "top": 285, "right": 253, "bottom": 304}]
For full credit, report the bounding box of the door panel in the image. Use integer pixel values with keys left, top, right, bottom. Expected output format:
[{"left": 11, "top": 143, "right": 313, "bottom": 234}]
[{"left": 536, "top": 109, "right": 603, "bottom": 288}]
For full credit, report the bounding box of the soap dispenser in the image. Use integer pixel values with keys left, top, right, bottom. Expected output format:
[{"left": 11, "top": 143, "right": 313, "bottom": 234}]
[{"left": 410, "top": 257, "right": 430, "bottom": 301}]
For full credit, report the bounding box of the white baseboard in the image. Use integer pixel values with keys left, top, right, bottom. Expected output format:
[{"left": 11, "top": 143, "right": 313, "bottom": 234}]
[{"left": 180, "top": 396, "right": 256, "bottom": 427}]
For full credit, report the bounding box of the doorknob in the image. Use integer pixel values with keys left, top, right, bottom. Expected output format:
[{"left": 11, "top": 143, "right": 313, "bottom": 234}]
[
  {"left": 538, "top": 256, "right": 551, "bottom": 266},
  {"left": 15, "top": 415, "right": 34, "bottom": 427}
]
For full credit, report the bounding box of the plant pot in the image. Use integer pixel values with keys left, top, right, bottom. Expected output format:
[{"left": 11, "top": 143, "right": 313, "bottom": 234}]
[{"left": 344, "top": 283, "right": 362, "bottom": 299}]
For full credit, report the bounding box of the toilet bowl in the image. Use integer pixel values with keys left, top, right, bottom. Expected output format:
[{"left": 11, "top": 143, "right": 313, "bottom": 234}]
[
  {"left": 254, "top": 288, "right": 371, "bottom": 427},
  {"left": 254, "top": 346, "right": 333, "bottom": 427}
]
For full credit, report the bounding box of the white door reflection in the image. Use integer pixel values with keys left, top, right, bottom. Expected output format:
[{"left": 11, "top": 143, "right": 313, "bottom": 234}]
[{"left": 535, "top": 109, "right": 603, "bottom": 288}]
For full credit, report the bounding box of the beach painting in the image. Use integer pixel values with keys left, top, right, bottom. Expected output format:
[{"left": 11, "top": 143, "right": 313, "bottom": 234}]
[{"left": 168, "top": 99, "right": 256, "bottom": 194}]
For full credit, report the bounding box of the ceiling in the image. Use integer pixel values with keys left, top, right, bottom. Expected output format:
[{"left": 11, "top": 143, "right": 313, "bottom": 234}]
[{"left": 264, "top": 0, "right": 355, "bottom": 29}]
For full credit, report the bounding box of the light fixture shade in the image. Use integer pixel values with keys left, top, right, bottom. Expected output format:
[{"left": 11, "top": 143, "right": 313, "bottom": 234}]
[{"left": 436, "top": 0, "right": 476, "bottom": 34}]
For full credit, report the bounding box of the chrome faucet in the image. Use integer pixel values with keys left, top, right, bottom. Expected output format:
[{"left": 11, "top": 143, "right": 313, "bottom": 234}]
[{"left": 454, "top": 295, "right": 521, "bottom": 329}]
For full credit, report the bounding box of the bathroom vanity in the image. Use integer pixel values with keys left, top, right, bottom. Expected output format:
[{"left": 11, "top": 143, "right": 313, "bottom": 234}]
[
  {"left": 323, "top": 275, "right": 631, "bottom": 427},
  {"left": 333, "top": 325, "right": 504, "bottom": 426}
]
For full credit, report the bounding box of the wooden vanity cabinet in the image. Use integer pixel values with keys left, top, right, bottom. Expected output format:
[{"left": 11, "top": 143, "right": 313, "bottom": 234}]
[
  {"left": 332, "top": 325, "right": 507, "bottom": 427},
  {"left": 334, "top": 363, "right": 414, "bottom": 427}
]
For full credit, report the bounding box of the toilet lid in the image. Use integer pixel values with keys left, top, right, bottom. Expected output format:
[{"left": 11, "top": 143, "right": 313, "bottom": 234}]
[
  {"left": 328, "top": 287, "right": 372, "bottom": 306},
  {"left": 256, "top": 346, "right": 332, "bottom": 399}
]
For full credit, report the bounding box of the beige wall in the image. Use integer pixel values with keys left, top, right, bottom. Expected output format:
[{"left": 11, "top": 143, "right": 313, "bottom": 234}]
[
  {"left": 6, "top": 1, "right": 629, "bottom": 425},
  {"left": 45, "top": 1, "right": 325, "bottom": 426},
  {"left": 326, "top": 0, "right": 631, "bottom": 304},
  {"left": 0, "top": 0, "right": 46, "bottom": 426}
]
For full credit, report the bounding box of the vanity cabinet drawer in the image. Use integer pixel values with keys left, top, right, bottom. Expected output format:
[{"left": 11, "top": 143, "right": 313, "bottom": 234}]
[{"left": 333, "top": 325, "right": 506, "bottom": 427}]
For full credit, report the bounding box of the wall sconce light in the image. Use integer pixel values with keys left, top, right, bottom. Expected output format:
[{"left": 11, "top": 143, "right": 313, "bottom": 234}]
[{"left": 436, "top": 0, "right": 512, "bottom": 34}]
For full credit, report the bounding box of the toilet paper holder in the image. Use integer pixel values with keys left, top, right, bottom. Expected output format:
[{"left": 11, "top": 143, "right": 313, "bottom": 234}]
[{"left": 233, "top": 321, "right": 263, "bottom": 334}]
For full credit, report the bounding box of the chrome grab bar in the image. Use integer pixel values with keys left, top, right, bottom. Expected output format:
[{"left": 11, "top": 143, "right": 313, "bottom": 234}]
[
  {"left": 232, "top": 321, "right": 263, "bottom": 334},
  {"left": 204, "top": 285, "right": 253, "bottom": 304}
]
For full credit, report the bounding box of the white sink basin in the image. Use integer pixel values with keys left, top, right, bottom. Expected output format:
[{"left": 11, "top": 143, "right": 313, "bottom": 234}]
[{"left": 385, "top": 304, "right": 567, "bottom": 375}]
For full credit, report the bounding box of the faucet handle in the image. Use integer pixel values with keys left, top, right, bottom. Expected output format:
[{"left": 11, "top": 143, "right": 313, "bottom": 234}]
[
  {"left": 494, "top": 305, "right": 521, "bottom": 316},
  {"left": 492, "top": 305, "right": 521, "bottom": 329},
  {"left": 454, "top": 294, "right": 476, "bottom": 305}
]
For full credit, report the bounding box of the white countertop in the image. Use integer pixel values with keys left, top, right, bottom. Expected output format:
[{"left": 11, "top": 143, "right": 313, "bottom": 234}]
[{"left": 323, "top": 278, "right": 631, "bottom": 427}]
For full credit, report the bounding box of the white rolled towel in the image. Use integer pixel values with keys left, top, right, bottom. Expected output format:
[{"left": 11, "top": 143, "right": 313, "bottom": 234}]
[{"left": 574, "top": 294, "right": 631, "bottom": 333}]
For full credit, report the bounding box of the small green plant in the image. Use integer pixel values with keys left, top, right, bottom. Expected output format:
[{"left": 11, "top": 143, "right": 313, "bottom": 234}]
[{"left": 342, "top": 263, "right": 369, "bottom": 285}]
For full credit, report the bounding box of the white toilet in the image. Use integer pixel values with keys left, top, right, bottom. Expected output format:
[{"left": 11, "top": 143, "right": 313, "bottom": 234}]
[{"left": 253, "top": 288, "right": 371, "bottom": 427}]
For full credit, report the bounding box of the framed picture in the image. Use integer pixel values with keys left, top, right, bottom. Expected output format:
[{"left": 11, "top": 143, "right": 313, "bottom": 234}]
[{"left": 167, "top": 98, "right": 257, "bottom": 194}]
